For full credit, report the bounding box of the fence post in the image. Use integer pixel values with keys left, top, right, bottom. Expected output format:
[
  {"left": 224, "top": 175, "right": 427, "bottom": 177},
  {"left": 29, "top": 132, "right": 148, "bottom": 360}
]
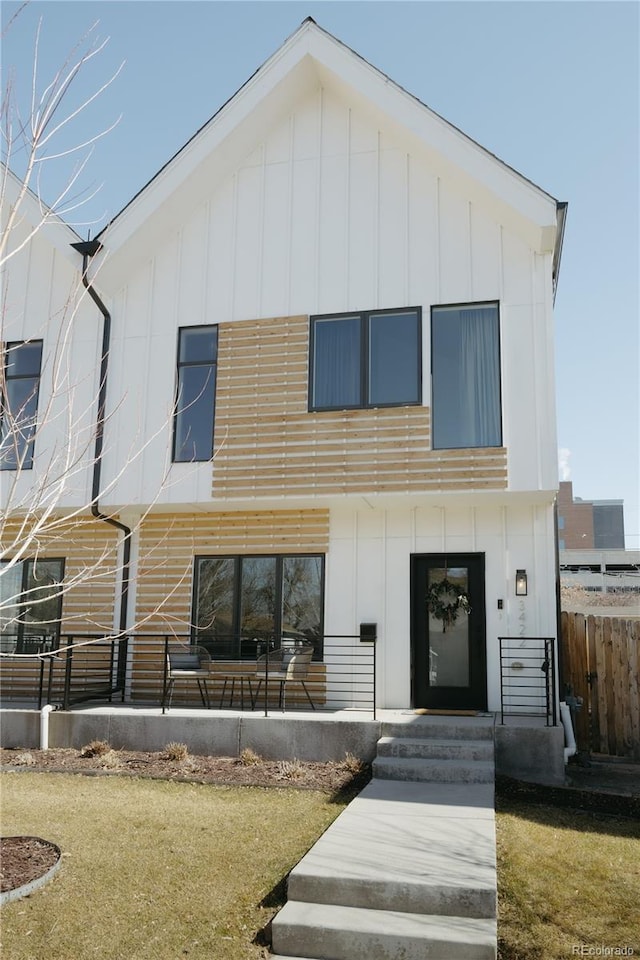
[
  {"left": 63, "top": 639, "right": 73, "bottom": 710},
  {"left": 263, "top": 643, "right": 269, "bottom": 718},
  {"left": 373, "top": 631, "right": 377, "bottom": 720}
]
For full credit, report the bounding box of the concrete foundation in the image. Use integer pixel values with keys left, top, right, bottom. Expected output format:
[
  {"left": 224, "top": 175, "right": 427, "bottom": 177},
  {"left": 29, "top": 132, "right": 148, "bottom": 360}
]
[
  {"left": 495, "top": 720, "right": 566, "bottom": 786},
  {"left": 0, "top": 706, "right": 567, "bottom": 785}
]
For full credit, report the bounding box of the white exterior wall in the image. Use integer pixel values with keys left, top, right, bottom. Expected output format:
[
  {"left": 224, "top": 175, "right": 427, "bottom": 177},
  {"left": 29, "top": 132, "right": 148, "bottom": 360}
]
[
  {"left": 1, "top": 211, "right": 100, "bottom": 511},
  {"left": 96, "top": 81, "right": 558, "bottom": 509},
  {"left": 326, "top": 500, "right": 558, "bottom": 710},
  {"left": 2, "top": 25, "right": 563, "bottom": 718}
]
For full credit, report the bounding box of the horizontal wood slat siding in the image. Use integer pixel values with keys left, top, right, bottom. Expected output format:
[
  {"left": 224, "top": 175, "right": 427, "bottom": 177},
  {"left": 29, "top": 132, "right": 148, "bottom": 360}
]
[
  {"left": 134, "top": 510, "right": 330, "bottom": 631},
  {"left": 1, "top": 517, "right": 119, "bottom": 634},
  {"left": 1, "top": 517, "right": 119, "bottom": 699},
  {"left": 129, "top": 638, "right": 327, "bottom": 705},
  {"left": 213, "top": 315, "right": 507, "bottom": 497}
]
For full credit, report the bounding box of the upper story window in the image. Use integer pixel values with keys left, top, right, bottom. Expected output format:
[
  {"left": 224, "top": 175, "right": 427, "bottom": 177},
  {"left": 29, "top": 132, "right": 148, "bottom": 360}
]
[
  {"left": 0, "top": 557, "right": 64, "bottom": 652},
  {"left": 431, "top": 302, "right": 502, "bottom": 450},
  {"left": 309, "top": 308, "right": 421, "bottom": 411},
  {"left": 0, "top": 340, "right": 43, "bottom": 471},
  {"left": 173, "top": 326, "right": 218, "bottom": 462}
]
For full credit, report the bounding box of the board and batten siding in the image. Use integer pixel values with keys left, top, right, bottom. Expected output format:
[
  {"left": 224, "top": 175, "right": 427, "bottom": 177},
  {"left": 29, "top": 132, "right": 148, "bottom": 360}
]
[
  {"left": 212, "top": 314, "right": 507, "bottom": 499},
  {"left": 133, "top": 509, "right": 330, "bottom": 630},
  {"left": 99, "top": 82, "right": 555, "bottom": 509}
]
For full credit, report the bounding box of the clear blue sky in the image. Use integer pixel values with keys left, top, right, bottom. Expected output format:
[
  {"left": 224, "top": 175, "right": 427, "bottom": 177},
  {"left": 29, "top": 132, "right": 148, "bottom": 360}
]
[{"left": 2, "top": 1, "right": 639, "bottom": 546}]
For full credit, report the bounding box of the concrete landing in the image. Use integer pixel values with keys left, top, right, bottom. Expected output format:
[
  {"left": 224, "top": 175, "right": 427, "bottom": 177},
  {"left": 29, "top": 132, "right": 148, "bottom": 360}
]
[{"left": 287, "top": 779, "right": 496, "bottom": 917}]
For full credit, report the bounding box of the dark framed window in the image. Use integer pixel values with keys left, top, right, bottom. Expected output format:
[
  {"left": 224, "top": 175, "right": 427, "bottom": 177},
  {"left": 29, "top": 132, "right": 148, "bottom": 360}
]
[
  {"left": 0, "top": 340, "right": 43, "bottom": 470},
  {"left": 193, "top": 554, "right": 324, "bottom": 659},
  {"left": 173, "top": 326, "right": 218, "bottom": 462},
  {"left": 0, "top": 558, "right": 64, "bottom": 652},
  {"left": 431, "top": 302, "right": 502, "bottom": 449},
  {"left": 309, "top": 308, "right": 421, "bottom": 411}
]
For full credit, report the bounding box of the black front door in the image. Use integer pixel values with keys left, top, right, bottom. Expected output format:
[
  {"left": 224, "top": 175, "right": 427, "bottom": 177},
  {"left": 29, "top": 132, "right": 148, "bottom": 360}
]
[{"left": 411, "top": 553, "right": 487, "bottom": 710}]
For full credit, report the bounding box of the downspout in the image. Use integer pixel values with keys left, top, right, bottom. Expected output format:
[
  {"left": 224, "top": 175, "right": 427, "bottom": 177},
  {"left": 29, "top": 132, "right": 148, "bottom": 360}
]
[
  {"left": 553, "top": 499, "right": 564, "bottom": 701},
  {"left": 71, "top": 240, "right": 131, "bottom": 689}
]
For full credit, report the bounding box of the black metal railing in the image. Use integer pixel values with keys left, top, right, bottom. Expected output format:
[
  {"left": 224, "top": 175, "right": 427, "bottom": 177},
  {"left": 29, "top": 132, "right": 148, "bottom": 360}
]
[
  {"left": 0, "top": 634, "right": 127, "bottom": 710},
  {"left": 498, "top": 636, "right": 557, "bottom": 726},
  {"left": 194, "top": 632, "right": 324, "bottom": 662},
  {"left": 250, "top": 634, "right": 376, "bottom": 718},
  {"left": 1, "top": 630, "right": 377, "bottom": 717}
]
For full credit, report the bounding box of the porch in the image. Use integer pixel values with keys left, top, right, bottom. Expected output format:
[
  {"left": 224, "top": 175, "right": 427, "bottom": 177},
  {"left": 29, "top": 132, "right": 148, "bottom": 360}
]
[
  {"left": 0, "top": 702, "right": 566, "bottom": 786},
  {"left": 0, "top": 632, "right": 375, "bottom": 715}
]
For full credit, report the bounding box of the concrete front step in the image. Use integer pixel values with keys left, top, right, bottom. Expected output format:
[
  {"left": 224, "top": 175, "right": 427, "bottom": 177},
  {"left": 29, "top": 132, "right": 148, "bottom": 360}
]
[
  {"left": 373, "top": 755, "right": 494, "bottom": 783},
  {"left": 377, "top": 735, "right": 494, "bottom": 762},
  {"left": 287, "top": 782, "right": 496, "bottom": 918},
  {"left": 380, "top": 716, "right": 495, "bottom": 741},
  {"left": 271, "top": 901, "right": 497, "bottom": 960}
]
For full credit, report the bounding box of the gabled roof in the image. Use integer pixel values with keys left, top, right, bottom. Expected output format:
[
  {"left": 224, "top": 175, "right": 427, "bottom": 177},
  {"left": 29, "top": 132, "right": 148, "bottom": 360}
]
[
  {"left": 1, "top": 164, "right": 83, "bottom": 267},
  {"left": 94, "top": 18, "right": 565, "bottom": 283}
]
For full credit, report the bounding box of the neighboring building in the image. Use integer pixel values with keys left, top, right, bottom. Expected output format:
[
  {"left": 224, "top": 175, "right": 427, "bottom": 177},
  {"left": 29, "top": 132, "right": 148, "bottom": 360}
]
[
  {"left": 592, "top": 501, "right": 625, "bottom": 550},
  {"left": 557, "top": 481, "right": 625, "bottom": 550},
  {"left": 560, "top": 550, "right": 640, "bottom": 597},
  {"left": 1, "top": 20, "right": 567, "bottom": 716}
]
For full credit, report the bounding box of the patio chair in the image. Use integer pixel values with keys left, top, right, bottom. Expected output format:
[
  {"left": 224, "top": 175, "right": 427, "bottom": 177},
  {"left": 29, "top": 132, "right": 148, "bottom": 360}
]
[
  {"left": 251, "top": 643, "right": 316, "bottom": 711},
  {"left": 161, "top": 642, "right": 211, "bottom": 713}
]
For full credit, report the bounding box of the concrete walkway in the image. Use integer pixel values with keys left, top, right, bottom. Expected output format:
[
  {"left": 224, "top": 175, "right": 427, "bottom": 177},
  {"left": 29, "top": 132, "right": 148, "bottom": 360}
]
[{"left": 271, "top": 716, "right": 497, "bottom": 960}]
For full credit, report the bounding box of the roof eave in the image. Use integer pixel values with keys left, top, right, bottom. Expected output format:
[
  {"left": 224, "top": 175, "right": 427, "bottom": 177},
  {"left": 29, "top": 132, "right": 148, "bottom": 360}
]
[{"left": 552, "top": 201, "right": 568, "bottom": 303}]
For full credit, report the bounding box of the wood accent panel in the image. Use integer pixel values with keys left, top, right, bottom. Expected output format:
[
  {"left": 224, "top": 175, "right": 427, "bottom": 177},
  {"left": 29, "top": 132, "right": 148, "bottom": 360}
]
[
  {"left": 0, "top": 516, "right": 119, "bottom": 699},
  {"left": 0, "top": 516, "right": 119, "bottom": 634},
  {"left": 134, "top": 510, "right": 329, "bottom": 632},
  {"left": 213, "top": 315, "right": 507, "bottom": 498},
  {"left": 128, "top": 636, "right": 327, "bottom": 706}
]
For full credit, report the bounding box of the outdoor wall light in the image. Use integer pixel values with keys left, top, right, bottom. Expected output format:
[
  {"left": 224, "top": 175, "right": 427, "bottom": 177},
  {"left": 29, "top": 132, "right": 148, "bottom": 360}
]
[{"left": 515, "top": 569, "right": 528, "bottom": 596}]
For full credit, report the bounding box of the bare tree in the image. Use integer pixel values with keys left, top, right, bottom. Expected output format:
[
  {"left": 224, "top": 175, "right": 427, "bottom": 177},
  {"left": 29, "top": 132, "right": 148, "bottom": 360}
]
[
  {"left": 1, "top": 14, "right": 123, "bottom": 264},
  {"left": 0, "top": 15, "right": 195, "bottom": 662}
]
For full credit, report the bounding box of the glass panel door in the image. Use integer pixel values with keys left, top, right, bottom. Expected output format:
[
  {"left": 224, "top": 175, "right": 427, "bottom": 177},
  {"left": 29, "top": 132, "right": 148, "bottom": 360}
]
[
  {"left": 427, "top": 566, "right": 470, "bottom": 688},
  {"left": 412, "top": 553, "right": 487, "bottom": 710}
]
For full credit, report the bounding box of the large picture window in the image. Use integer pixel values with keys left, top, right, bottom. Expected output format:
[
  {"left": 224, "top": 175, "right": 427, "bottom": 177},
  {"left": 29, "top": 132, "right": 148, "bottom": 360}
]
[
  {"left": 0, "top": 340, "right": 43, "bottom": 470},
  {"left": 193, "top": 554, "right": 324, "bottom": 659},
  {"left": 431, "top": 302, "right": 502, "bottom": 449},
  {"left": 0, "top": 558, "right": 64, "bottom": 652},
  {"left": 309, "top": 308, "right": 421, "bottom": 411},
  {"left": 173, "top": 326, "right": 218, "bottom": 462}
]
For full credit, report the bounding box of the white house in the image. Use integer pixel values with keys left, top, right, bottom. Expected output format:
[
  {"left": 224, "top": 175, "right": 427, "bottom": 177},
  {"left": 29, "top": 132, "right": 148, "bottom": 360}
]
[{"left": 1, "top": 20, "right": 566, "bottom": 720}]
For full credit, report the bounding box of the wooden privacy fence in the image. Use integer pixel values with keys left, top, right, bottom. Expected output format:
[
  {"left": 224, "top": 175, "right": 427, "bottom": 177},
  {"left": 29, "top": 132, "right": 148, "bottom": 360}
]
[{"left": 561, "top": 612, "right": 640, "bottom": 759}]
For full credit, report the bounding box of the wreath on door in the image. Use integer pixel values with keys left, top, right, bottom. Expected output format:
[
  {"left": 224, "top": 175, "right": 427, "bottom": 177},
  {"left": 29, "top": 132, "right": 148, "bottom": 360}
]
[{"left": 426, "top": 577, "right": 471, "bottom": 632}]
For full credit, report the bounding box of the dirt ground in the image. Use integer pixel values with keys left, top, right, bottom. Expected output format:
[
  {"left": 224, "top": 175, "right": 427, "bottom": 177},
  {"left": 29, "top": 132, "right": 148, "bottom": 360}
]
[{"left": 0, "top": 744, "right": 371, "bottom": 894}]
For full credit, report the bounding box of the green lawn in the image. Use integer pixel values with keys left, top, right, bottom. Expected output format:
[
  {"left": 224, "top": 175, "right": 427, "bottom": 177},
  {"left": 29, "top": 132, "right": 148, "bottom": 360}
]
[
  {"left": 4, "top": 773, "right": 639, "bottom": 960},
  {"left": 1, "top": 773, "right": 345, "bottom": 960},
  {"left": 497, "top": 800, "right": 640, "bottom": 959}
]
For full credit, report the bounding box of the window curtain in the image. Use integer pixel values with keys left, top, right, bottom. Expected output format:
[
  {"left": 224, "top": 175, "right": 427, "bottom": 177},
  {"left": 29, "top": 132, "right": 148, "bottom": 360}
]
[
  {"left": 460, "top": 308, "right": 501, "bottom": 447},
  {"left": 313, "top": 318, "right": 360, "bottom": 408}
]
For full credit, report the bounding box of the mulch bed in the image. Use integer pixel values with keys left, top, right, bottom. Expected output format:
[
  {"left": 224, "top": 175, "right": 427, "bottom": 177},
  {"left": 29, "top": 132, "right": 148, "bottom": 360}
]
[
  {"left": 0, "top": 746, "right": 370, "bottom": 793},
  {"left": 1, "top": 837, "right": 60, "bottom": 894}
]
